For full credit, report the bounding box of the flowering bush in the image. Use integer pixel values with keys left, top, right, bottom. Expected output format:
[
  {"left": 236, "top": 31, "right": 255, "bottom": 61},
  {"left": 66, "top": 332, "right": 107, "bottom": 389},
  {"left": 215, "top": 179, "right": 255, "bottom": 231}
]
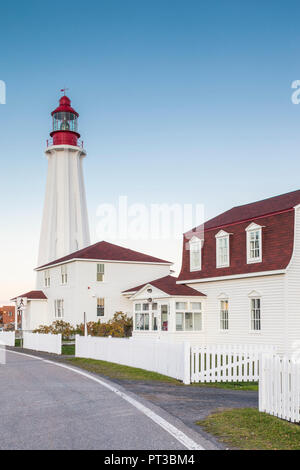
[
  {"left": 76, "top": 312, "right": 133, "bottom": 338},
  {"left": 33, "top": 313, "right": 133, "bottom": 339},
  {"left": 33, "top": 320, "right": 76, "bottom": 339}
]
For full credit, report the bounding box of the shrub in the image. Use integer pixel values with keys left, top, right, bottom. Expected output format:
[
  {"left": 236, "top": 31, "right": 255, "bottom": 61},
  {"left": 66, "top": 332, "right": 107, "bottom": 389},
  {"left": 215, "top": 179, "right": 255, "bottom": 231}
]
[
  {"left": 33, "top": 320, "right": 76, "bottom": 340},
  {"left": 33, "top": 313, "right": 133, "bottom": 339},
  {"left": 76, "top": 312, "right": 133, "bottom": 338}
]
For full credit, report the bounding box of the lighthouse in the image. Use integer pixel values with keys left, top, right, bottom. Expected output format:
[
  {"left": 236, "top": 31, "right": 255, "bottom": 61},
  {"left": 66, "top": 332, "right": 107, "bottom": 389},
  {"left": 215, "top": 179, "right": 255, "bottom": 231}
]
[{"left": 37, "top": 93, "right": 90, "bottom": 266}]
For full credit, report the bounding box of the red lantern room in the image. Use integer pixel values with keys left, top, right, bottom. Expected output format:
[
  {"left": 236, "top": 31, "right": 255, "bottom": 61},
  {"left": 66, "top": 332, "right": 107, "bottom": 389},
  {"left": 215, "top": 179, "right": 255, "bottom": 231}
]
[{"left": 50, "top": 94, "right": 81, "bottom": 146}]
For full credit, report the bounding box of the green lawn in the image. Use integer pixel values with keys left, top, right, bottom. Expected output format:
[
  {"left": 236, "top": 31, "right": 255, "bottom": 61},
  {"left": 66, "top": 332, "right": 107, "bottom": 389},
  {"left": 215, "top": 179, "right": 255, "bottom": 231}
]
[
  {"left": 62, "top": 344, "right": 75, "bottom": 355},
  {"left": 66, "top": 357, "right": 259, "bottom": 389},
  {"left": 192, "top": 381, "right": 258, "bottom": 391},
  {"left": 67, "top": 357, "right": 179, "bottom": 383},
  {"left": 198, "top": 408, "right": 300, "bottom": 450}
]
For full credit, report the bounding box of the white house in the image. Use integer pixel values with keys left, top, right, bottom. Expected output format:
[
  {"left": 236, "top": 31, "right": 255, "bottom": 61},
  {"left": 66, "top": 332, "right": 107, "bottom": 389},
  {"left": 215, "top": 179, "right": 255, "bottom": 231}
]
[
  {"left": 125, "top": 190, "right": 300, "bottom": 355},
  {"left": 13, "top": 241, "right": 172, "bottom": 330}
]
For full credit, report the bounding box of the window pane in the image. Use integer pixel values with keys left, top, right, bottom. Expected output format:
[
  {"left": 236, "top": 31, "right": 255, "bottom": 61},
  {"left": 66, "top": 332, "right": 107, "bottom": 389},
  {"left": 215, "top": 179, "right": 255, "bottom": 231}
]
[
  {"left": 185, "top": 312, "right": 193, "bottom": 331},
  {"left": 217, "top": 237, "right": 229, "bottom": 266},
  {"left": 191, "top": 302, "right": 201, "bottom": 310},
  {"left": 176, "top": 302, "right": 187, "bottom": 310},
  {"left": 97, "top": 264, "right": 104, "bottom": 281},
  {"left": 161, "top": 312, "right": 168, "bottom": 331},
  {"left": 97, "top": 298, "right": 104, "bottom": 316},
  {"left": 194, "top": 312, "right": 202, "bottom": 330},
  {"left": 142, "top": 303, "right": 149, "bottom": 311},
  {"left": 251, "top": 298, "right": 261, "bottom": 331},
  {"left": 190, "top": 241, "right": 201, "bottom": 270},
  {"left": 135, "top": 313, "right": 142, "bottom": 330},
  {"left": 249, "top": 230, "right": 261, "bottom": 259},
  {"left": 176, "top": 313, "right": 184, "bottom": 331},
  {"left": 152, "top": 314, "right": 158, "bottom": 331},
  {"left": 135, "top": 304, "right": 141, "bottom": 311},
  {"left": 97, "top": 263, "right": 104, "bottom": 273},
  {"left": 152, "top": 303, "right": 158, "bottom": 311}
]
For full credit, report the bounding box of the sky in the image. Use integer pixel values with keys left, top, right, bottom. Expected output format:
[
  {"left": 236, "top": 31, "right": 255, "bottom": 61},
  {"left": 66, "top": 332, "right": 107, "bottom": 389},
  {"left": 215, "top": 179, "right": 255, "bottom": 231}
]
[{"left": 1, "top": 0, "right": 300, "bottom": 303}]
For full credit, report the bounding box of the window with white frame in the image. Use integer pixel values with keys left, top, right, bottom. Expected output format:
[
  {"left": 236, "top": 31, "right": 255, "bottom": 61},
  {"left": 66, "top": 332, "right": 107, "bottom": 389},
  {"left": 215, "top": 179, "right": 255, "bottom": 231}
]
[
  {"left": 215, "top": 231, "right": 230, "bottom": 268},
  {"left": 134, "top": 303, "right": 150, "bottom": 331},
  {"left": 246, "top": 223, "right": 262, "bottom": 263},
  {"left": 160, "top": 304, "right": 169, "bottom": 331},
  {"left": 61, "top": 265, "right": 68, "bottom": 284},
  {"left": 175, "top": 301, "right": 202, "bottom": 331},
  {"left": 54, "top": 299, "right": 64, "bottom": 318},
  {"left": 151, "top": 302, "right": 158, "bottom": 331},
  {"left": 44, "top": 270, "right": 50, "bottom": 287},
  {"left": 220, "top": 299, "right": 229, "bottom": 330},
  {"left": 250, "top": 298, "right": 261, "bottom": 331},
  {"left": 189, "top": 237, "right": 202, "bottom": 271},
  {"left": 97, "top": 298, "right": 105, "bottom": 316},
  {"left": 97, "top": 263, "right": 105, "bottom": 282}
]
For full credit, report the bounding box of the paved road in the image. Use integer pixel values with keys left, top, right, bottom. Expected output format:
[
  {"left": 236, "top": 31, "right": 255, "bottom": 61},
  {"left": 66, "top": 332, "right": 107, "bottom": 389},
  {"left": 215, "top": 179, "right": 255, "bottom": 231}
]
[
  {"left": 0, "top": 351, "right": 211, "bottom": 450},
  {"left": 117, "top": 379, "right": 258, "bottom": 425}
]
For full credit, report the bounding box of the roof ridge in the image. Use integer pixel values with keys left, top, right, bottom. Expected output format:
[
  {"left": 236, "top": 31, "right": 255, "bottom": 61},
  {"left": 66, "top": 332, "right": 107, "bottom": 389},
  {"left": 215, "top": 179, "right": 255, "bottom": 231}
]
[
  {"left": 186, "top": 189, "right": 300, "bottom": 234},
  {"left": 37, "top": 240, "right": 172, "bottom": 270}
]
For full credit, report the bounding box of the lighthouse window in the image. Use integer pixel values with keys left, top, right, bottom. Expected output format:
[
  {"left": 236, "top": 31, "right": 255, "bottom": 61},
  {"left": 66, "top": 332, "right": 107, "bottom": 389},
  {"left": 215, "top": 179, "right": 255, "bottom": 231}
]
[{"left": 53, "top": 112, "right": 78, "bottom": 133}]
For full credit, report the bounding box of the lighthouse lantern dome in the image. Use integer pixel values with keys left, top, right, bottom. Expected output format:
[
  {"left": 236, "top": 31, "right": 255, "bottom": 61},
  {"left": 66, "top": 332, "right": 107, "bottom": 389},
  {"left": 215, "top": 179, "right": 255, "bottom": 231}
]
[{"left": 50, "top": 95, "right": 80, "bottom": 146}]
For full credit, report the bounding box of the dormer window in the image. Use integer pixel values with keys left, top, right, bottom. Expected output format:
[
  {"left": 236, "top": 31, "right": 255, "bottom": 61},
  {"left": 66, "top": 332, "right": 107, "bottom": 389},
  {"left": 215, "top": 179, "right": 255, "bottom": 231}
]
[
  {"left": 246, "top": 223, "right": 262, "bottom": 264},
  {"left": 215, "top": 230, "right": 230, "bottom": 268},
  {"left": 189, "top": 237, "right": 202, "bottom": 271}
]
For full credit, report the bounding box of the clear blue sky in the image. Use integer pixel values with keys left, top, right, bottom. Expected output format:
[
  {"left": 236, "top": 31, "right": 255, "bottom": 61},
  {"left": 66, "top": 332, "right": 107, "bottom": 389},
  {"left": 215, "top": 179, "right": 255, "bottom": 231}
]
[{"left": 1, "top": 0, "right": 300, "bottom": 302}]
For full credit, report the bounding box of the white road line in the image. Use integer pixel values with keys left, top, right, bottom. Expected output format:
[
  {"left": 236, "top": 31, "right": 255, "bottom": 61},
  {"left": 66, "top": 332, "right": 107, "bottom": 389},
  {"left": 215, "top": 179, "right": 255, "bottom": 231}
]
[{"left": 6, "top": 350, "right": 205, "bottom": 451}]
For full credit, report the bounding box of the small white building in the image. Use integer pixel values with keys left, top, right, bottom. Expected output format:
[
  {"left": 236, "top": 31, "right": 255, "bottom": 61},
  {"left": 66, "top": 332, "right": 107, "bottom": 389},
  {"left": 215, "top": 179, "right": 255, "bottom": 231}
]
[
  {"left": 122, "top": 275, "right": 205, "bottom": 341},
  {"left": 13, "top": 241, "right": 172, "bottom": 330}
]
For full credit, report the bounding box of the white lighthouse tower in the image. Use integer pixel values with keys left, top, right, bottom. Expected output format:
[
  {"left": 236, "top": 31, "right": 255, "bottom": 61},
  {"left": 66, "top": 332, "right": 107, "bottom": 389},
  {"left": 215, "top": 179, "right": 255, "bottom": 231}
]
[{"left": 38, "top": 93, "right": 90, "bottom": 266}]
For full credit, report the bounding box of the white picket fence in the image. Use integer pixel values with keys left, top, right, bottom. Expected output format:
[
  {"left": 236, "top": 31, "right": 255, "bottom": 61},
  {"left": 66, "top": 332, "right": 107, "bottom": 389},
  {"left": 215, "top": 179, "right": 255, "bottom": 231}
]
[
  {"left": 76, "top": 335, "right": 190, "bottom": 383},
  {"left": 191, "top": 344, "right": 276, "bottom": 383},
  {"left": 259, "top": 354, "right": 300, "bottom": 423},
  {"left": 23, "top": 332, "right": 62, "bottom": 355},
  {"left": 0, "top": 331, "right": 15, "bottom": 347}
]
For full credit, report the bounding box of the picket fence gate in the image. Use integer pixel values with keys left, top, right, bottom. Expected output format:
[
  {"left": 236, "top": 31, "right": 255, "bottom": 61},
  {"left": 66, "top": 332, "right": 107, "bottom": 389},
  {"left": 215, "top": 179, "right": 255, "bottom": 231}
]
[
  {"left": 259, "top": 354, "right": 300, "bottom": 423},
  {"left": 191, "top": 344, "right": 275, "bottom": 383}
]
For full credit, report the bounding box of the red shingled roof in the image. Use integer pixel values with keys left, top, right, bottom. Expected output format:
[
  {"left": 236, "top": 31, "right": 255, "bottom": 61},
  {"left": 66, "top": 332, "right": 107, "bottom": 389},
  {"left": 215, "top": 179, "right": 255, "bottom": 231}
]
[
  {"left": 204, "top": 189, "right": 300, "bottom": 231},
  {"left": 123, "top": 275, "right": 205, "bottom": 296},
  {"left": 178, "top": 190, "right": 299, "bottom": 282},
  {"left": 11, "top": 291, "right": 47, "bottom": 301},
  {"left": 37, "top": 241, "right": 172, "bottom": 269}
]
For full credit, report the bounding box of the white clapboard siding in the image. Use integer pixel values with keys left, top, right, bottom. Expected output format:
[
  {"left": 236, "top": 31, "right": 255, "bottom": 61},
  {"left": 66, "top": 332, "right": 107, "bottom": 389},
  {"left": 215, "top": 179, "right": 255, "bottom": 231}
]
[
  {"left": 191, "top": 344, "right": 275, "bottom": 383},
  {"left": 23, "top": 332, "right": 62, "bottom": 355},
  {"left": 0, "top": 331, "right": 15, "bottom": 347},
  {"left": 187, "top": 274, "right": 286, "bottom": 353},
  {"left": 76, "top": 335, "right": 191, "bottom": 383},
  {"left": 259, "top": 354, "right": 300, "bottom": 423},
  {"left": 285, "top": 207, "right": 300, "bottom": 355}
]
